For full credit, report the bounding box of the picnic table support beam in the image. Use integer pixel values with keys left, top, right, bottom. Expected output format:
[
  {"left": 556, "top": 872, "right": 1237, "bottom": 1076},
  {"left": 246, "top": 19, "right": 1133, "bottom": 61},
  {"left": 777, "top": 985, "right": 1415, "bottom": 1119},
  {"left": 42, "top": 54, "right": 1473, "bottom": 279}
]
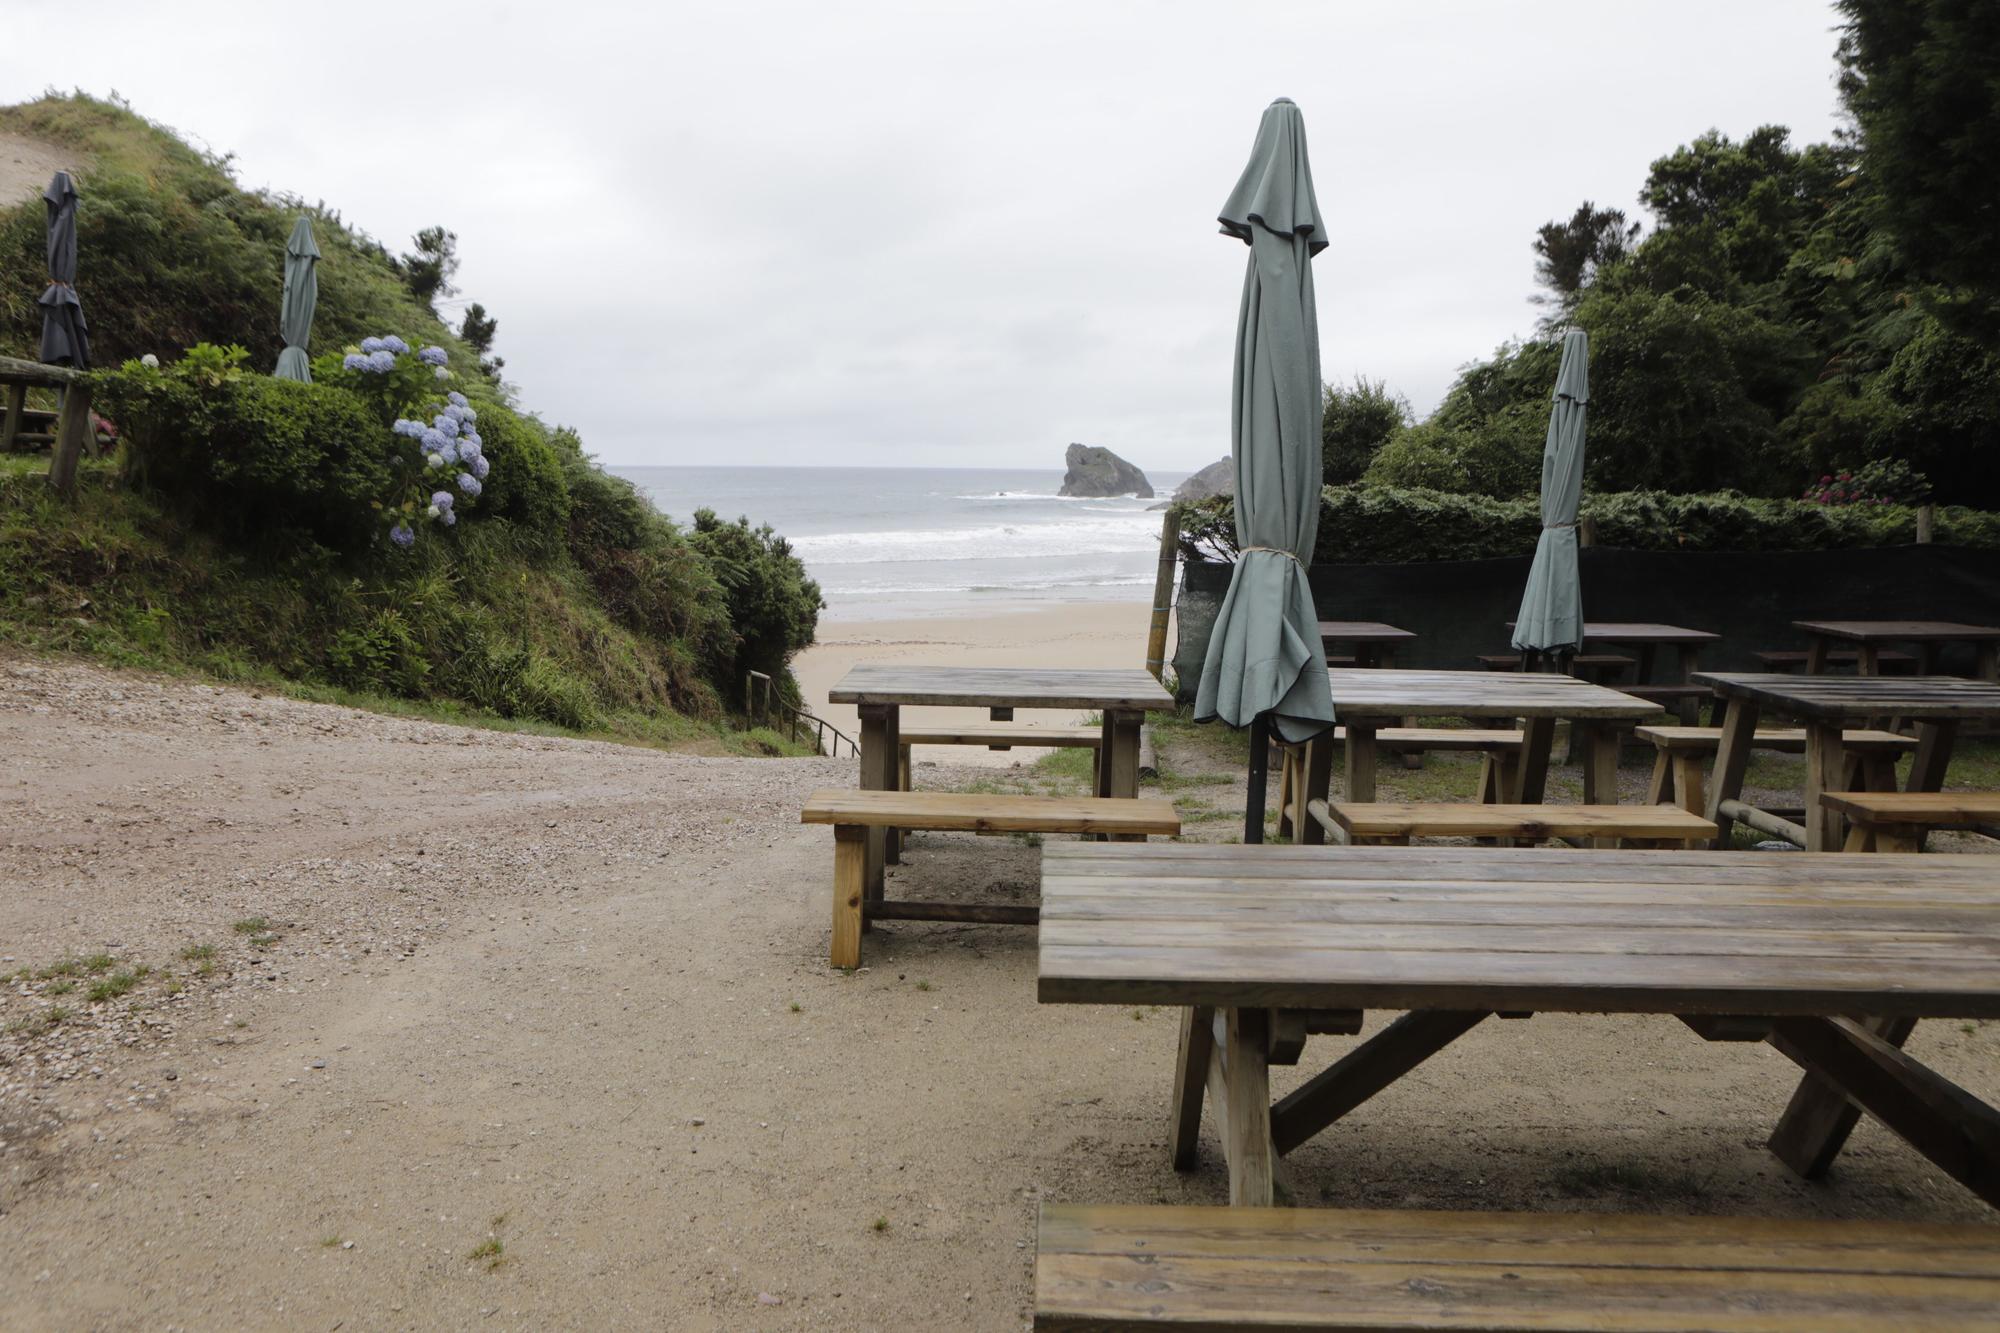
[
  {"left": 856, "top": 704, "right": 898, "bottom": 913},
  {"left": 1705, "top": 698, "right": 1760, "bottom": 848},
  {"left": 1803, "top": 724, "right": 1848, "bottom": 852},
  {"left": 1767, "top": 1015, "right": 1915, "bottom": 1178},
  {"left": 1269, "top": 1010, "right": 1488, "bottom": 1155},
  {"left": 1296, "top": 736, "right": 1334, "bottom": 846},
  {"left": 1511, "top": 717, "right": 1555, "bottom": 804},
  {"left": 1169, "top": 1005, "right": 1215, "bottom": 1170},
  {"left": 1206, "top": 1007, "right": 1274, "bottom": 1206},
  {"left": 0, "top": 383, "right": 24, "bottom": 453},
  {"left": 47, "top": 382, "right": 93, "bottom": 496},
  {"left": 1767, "top": 1015, "right": 2000, "bottom": 1207},
  {"left": 1242, "top": 714, "right": 1270, "bottom": 844}
]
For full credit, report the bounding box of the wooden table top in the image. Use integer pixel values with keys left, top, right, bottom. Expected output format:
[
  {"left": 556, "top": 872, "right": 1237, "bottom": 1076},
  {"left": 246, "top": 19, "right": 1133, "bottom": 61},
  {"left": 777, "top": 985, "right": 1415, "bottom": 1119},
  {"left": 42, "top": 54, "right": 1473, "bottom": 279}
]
[
  {"left": 1036, "top": 843, "right": 2000, "bottom": 1018},
  {"left": 1693, "top": 671, "right": 2000, "bottom": 721},
  {"left": 1325, "top": 668, "right": 1658, "bottom": 719},
  {"left": 1581, "top": 621, "right": 1720, "bottom": 644},
  {"left": 1315, "top": 620, "right": 1417, "bottom": 642},
  {"left": 1794, "top": 619, "right": 2000, "bottom": 643},
  {"left": 827, "top": 664, "right": 1176, "bottom": 711}
]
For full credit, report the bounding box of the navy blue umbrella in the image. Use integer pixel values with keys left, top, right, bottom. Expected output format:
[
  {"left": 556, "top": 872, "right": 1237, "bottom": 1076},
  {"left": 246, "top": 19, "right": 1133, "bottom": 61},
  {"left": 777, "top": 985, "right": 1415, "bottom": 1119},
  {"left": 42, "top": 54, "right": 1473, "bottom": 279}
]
[{"left": 39, "top": 171, "right": 90, "bottom": 368}]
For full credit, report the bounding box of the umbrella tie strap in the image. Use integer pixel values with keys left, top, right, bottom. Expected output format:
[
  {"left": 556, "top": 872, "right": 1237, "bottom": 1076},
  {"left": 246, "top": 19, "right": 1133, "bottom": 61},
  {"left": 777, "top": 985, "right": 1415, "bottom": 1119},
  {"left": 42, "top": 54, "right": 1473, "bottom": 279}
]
[
  {"left": 44, "top": 280, "right": 72, "bottom": 289},
  {"left": 1239, "top": 545, "right": 1304, "bottom": 563},
  {"left": 1544, "top": 521, "right": 1577, "bottom": 529}
]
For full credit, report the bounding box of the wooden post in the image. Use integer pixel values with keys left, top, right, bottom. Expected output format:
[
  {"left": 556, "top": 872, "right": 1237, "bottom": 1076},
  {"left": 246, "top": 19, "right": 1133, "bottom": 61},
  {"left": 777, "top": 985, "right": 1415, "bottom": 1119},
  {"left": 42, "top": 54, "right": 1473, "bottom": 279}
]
[
  {"left": 1803, "top": 723, "right": 1847, "bottom": 852},
  {"left": 1144, "top": 510, "right": 1180, "bottom": 682},
  {"left": 47, "top": 383, "right": 92, "bottom": 496},
  {"left": 829, "top": 825, "right": 865, "bottom": 968},
  {"left": 0, "top": 383, "right": 24, "bottom": 453},
  {"left": 1916, "top": 503, "right": 1935, "bottom": 544}
]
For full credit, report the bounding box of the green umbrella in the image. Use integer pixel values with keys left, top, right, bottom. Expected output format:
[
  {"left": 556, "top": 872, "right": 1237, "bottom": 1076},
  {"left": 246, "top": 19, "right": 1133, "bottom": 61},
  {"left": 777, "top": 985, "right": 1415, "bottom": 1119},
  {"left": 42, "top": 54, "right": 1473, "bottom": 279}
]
[
  {"left": 1510, "top": 329, "right": 1591, "bottom": 662},
  {"left": 275, "top": 215, "right": 320, "bottom": 382},
  {"left": 1194, "top": 98, "right": 1334, "bottom": 750}
]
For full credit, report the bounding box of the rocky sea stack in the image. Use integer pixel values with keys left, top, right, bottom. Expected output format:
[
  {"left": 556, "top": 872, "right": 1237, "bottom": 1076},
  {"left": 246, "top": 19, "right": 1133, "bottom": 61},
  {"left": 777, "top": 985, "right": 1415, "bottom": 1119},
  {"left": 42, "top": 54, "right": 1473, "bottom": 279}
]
[
  {"left": 1058, "top": 443, "right": 1153, "bottom": 498},
  {"left": 1172, "top": 457, "right": 1234, "bottom": 503}
]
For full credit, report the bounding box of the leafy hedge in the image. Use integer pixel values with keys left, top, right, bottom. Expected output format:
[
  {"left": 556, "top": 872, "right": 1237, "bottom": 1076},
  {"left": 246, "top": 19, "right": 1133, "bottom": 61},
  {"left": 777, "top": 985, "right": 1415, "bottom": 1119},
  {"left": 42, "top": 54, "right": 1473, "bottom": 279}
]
[{"left": 1173, "top": 484, "right": 2000, "bottom": 565}]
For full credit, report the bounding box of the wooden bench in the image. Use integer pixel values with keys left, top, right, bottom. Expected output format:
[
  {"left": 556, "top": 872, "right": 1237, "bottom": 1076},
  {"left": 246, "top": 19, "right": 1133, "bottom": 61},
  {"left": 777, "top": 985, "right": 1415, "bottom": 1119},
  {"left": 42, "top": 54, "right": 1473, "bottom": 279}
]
[
  {"left": 1756, "top": 647, "right": 1916, "bottom": 673},
  {"left": 1275, "top": 729, "right": 1524, "bottom": 837},
  {"left": 1310, "top": 798, "right": 1716, "bottom": 848},
  {"left": 1476, "top": 651, "right": 1634, "bottom": 679},
  {"left": 1034, "top": 1203, "right": 2000, "bottom": 1331},
  {"left": 1822, "top": 791, "right": 2000, "bottom": 853},
  {"left": 801, "top": 789, "right": 1179, "bottom": 966},
  {"left": 1639, "top": 724, "right": 1919, "bottom": 816}
]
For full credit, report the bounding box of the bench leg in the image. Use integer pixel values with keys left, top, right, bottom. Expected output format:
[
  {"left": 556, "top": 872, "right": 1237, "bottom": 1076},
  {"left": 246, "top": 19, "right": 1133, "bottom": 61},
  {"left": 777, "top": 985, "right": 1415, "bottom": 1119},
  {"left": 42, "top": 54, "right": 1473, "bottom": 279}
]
[
  {"left": 1297, "top": 738, "right": 1335, "bottom": 846},
  {"left": 830, "top": 825, "right": 865, "bottom": 968},
  {"left": 1104, "top": 710, "right": 1144, "bottom": 841},
  {"left": 1206, "top": 1008, "right": 1273, "bottom": 1206},
  {"left": 1804, "top": 723, "right": 1847, "bottom": 853},
  {"left": 1275, "top": 745, "right": 1295, "bottom": 840},
  {"left": 1343, "top": 721, "right": 1378, "bottom": 805},
  {"left": 1513, "top": 718, "right": 1555, "bottom": 803},
  {"left": 1645, "top": 750, "right": 1671, "bottom": 806},
  {"left": 1670, "top": 753, "right": 1705, "bottom": 819},
  {"left": 888, "top": 744, "right": 911, "bottom": 864},
  {"left": 858, "top": 705, "right": 899, "bottom": 919},
  {"left": 1706, "top": 698, "right": 1759, "bottom": 848},
  {"left": 1169, "top": 1005, "right": 1214, "bottom": 1171}
]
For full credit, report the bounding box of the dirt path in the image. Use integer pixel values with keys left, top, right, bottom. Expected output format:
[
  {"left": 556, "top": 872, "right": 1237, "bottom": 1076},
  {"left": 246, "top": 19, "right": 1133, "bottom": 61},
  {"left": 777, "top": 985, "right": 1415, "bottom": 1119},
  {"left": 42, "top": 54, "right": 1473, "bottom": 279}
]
[{"left": 3, "top": 654, "right": 1996, "bottom": 1329}]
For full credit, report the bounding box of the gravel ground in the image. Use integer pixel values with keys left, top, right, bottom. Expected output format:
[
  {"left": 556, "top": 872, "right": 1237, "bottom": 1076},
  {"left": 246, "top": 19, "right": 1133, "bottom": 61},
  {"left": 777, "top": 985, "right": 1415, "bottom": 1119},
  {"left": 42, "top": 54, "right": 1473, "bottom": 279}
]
[{"left": 2, "top": 652, "right": 1996, "bottom": 1330}]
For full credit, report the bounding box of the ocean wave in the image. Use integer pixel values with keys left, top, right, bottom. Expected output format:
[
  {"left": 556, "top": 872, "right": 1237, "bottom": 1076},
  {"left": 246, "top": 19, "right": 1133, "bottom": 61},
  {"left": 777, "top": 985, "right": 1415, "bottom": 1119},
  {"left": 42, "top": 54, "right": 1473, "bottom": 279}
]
[{"left": 792, "top": 515, "right": 1159, "bottom": 564}]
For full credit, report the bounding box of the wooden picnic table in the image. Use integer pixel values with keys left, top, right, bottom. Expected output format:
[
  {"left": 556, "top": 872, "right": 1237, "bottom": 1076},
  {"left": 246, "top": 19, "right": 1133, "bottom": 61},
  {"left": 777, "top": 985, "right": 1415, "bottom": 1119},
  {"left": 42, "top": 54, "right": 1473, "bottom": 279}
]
[
  {"left": 1503, "top": 621, "right": 1720, "bottom": 723},
  {"left": 1694, "top": 671, "right": 2000, "bottom": 851},
  {"left": 826, "top": 664, "right": 1175, "bottom": 900},
  {"left": 0, "top": 354, "right": 93, "bottom": 494},
  {"left": 1314, "top": 620, "right": 1414, "bottom": 668},
  {"left": 1794, "top": 619, "right": 2000, "bottom": 681},
  {"left": 1038, "top": 841, "right": 2000, "bottom": 1209},
  {"left": 1288, "top": 669, "right": 1659, "bottom": 843}
]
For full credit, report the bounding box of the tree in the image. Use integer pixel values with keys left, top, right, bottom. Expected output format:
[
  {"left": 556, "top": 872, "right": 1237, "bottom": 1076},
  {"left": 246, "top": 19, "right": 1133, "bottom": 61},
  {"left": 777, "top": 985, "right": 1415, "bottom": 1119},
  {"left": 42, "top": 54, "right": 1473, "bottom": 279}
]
[
  {"left": 1532, "top": 202, "right": 1640, "bottom": 307},
  {"left": 402, "top": 226, "right": 459, "bottom": 306},
  {"left": 1320, "top": 377, "right": 1409, "bottom": 484},
  {"left": 1837, "top": 0, "right": 2000, "bottom": 335},
  {"left": 460, "top": 302, "right": 497, "bottom": 354}
]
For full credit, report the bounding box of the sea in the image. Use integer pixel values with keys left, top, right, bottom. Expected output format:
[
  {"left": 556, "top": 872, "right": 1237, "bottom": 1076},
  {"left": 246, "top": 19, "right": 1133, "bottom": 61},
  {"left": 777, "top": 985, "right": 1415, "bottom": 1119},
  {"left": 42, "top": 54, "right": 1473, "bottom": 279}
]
[{"left": 616, "top": 466, "right": 1190, "bottom": 621}]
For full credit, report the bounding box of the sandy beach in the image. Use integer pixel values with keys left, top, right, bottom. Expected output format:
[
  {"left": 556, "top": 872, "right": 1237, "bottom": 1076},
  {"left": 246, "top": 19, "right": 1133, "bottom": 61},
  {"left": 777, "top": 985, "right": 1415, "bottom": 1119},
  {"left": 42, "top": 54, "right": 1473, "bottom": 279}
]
[{"left": 792, "top": 600, "right": 1164, "bottom": 764}]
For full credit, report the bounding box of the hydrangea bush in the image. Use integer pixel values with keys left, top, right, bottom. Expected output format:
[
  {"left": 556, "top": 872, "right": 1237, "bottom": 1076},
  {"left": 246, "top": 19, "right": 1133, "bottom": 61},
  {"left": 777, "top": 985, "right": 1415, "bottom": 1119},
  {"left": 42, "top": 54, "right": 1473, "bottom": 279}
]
[{"left": 322, "top": 335, "right": 491, "bottom": 549}]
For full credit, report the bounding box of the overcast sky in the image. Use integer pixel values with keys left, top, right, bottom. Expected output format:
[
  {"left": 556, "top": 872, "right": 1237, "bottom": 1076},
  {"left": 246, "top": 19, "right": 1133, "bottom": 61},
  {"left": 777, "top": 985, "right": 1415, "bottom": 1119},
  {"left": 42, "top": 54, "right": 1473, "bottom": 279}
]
[{"left": 15, "top": 2, "right": 1850, "bottom": 470}]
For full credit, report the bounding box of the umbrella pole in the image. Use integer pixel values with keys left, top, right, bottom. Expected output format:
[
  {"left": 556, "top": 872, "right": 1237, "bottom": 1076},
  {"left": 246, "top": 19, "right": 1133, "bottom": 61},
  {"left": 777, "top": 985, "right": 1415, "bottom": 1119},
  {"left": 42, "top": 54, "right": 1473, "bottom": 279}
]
[{"left": 1243, "top": 713, "right": 1270, "bottom": 844}]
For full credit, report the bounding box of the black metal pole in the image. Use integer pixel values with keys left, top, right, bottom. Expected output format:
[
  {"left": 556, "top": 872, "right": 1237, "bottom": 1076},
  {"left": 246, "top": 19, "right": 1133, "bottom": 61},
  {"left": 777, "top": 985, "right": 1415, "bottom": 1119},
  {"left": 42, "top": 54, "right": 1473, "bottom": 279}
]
[{"left": 1244, "top": 712, "right": 1270, "bottom": 844}]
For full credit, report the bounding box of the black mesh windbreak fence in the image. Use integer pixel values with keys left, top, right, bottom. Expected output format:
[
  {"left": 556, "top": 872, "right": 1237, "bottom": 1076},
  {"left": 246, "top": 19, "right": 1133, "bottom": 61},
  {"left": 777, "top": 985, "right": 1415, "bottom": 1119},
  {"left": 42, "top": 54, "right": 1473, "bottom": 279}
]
[{"left": 1171, "top": 545, "right": 2000, "bottom": 700}]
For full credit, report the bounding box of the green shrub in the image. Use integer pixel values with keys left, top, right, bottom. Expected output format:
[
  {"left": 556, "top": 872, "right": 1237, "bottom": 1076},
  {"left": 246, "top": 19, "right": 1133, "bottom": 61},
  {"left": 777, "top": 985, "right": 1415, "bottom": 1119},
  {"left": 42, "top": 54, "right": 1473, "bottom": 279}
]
[
  {"left": 688, "top": 509, "right": 824, "bottom": 698},
  {"left": 1173, "top": 483, "right": 2000, "bottom": 565},
  {"left": 95, "top": 360, "right": 393, "bottom": 550},
  {"left": 469, "top": 406, "right": 570, "bottom": 540},
  {"left": 1361, "top": 428, "right": 1473, "bottom": 494}
]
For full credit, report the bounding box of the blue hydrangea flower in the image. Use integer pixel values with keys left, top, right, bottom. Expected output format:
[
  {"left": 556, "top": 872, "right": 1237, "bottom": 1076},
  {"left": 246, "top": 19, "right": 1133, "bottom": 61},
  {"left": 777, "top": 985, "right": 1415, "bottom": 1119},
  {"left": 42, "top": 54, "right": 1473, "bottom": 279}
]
[
  {"left": 444, "top": 404, "right": 474, "bottom": 425},
  {"left": 460, "top": 432, "right": 482, "bottom": 451},
  {"left": 420, "top": 428, "right": 449, "bottom": 451},
  {"left": 472, "top": 454, "right": 490, "bottom": 480},
  {"left": 447, "top": 391, "right": 469, "bottom": 408},
  {"left": 360, "top": 336, "right": 384, "bottom": 354},
  {"left": 342, "top": 353, "right": 367, "bottom": 371},
  {"left": 431, "top": 414, "right": 460, "bottom": 438},
  {"left": 366, "top": 350, "right": 396, "bottom": 372},
  {"left": 392, "top": 418, "right": 426, "bottom": 438},
  {"left": 419, "top": 345, "right": 448, "bottom": 366},
  {"left": 441, "top": 508, "right": 457, "bottom": 527},
  {"left": 440, "top": 441, "right": 460, "bottom": 464},
  {"left": 431, "top": 490, "right": 454, "bottom": 511},
  {"left": 389, "top": 522, "right": 415, "bottom": 549},
  {"left": 381, "top": 335, "right": 409, "bottom": 355},
  {"left": 457, "top": 473, "right": 482, "bottom": 498}
]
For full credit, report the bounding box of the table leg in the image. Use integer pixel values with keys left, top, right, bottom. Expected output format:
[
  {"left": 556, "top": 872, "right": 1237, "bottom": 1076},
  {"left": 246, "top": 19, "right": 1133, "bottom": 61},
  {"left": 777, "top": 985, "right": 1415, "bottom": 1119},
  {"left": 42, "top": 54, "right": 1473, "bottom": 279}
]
[
  {"left": 857, "top": 704, "right": 898, "bottom": 918},
  {"left": 1705, "top": 698, "right": 1760, "bottom": 849},
  {"left": 1767, "top": 1016, "right": 1917, "bottom": 1178},
  {"left": 1578, "top": 721, "right": 1620, "bottom": 805},
  {"left": 1342, "top": 720, "right": 1378, "bottom": 805},
  {"left": 1636, "top": 643, "right": 1658, "bottom": 686},
  {"left": 1297, "top": 737, "right": 1335, "bottom": 846},
  {"left": 1512, "top": 717, "right": 1555, "bottom": 803},
  {"left": 1270, "top": 1011, "right": 1489, "bottom": 1154},
  {"left": 1211, "top": 1008, "right": 1273, "bottom": 1206},
  {"left": 1908, "top": 720, "right": 1959, "bottom": 794},
  {"left": 1803, "top": 722, "right": 1847, "bottom": 853},
  {"left": 1675, "top": 645, "right": 1702, "bottom": 724},
  {"left": 1104, "top": 709, "right": 1144, "bottom": 841},
  {"left": 1857, "top": 643, "right": 1881, "bottom": 676},
  {"left": 1376, "top": 645, "right": 1423, "bottom": 770},
  {"left": 1978, "top": 642, "right": 1999, "bottom": 683},
  {"left": 1766, "top": 1016, "right": 2000, "bottom": 1208},
  {"left": 1805, "top": 635, "right": 1829, "bottom": 675},
  {"left": 1169, "top": 1006, "right": 1215, "bottom": 1171}
]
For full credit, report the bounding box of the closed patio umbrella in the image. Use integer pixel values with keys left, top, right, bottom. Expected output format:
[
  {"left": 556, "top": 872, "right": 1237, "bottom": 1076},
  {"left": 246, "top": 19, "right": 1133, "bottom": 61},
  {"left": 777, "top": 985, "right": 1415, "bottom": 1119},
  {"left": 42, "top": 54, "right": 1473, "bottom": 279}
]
[
  {"left": 1510, "top": 329, "right": 1590, "bottom": 665},
  {"left": 1193, "top": 98, "right": 1334, "bottom": 840},
  {"left": 39, "top": 171, "right": 89, "bottom": 368},
  {"left": 275, "top": 215, "right": 321, "bottom": 382}
]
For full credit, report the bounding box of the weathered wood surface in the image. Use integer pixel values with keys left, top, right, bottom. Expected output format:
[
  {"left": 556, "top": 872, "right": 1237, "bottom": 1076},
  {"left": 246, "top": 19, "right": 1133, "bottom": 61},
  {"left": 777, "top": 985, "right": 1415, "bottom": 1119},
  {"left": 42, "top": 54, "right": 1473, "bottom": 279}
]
[
  {"left": 802, "top": 789, "right": 1179, "bottom": 835},
  {"left": 1795, "top": 619, "right": 2000, "bottom": 644},
  {"left": 1315, "top": 620, "right": 1416, "bottom": 643},
  {"left": 1827, "top": 791, "right": 2000, "bottom": 853},
  {"left": 1693, "top": 671, "right": 2000, "bottom": 721},
  {"left": 1034, "top": 1203, "right": 2000, "bottom": 1332},
  {"left": 1333, "top": 726, "right": 1522, "bottom": 751},
  {"left": 828, "top": 664, "right": 1175, "bottom": 710},
  {"left": 1580, "top": 621, "right": 1721, "bottom": 645},
  {"left": 0, "top": 354, "right": 85, "bottom": 386},
  {"left": 1326, "top": 801, "right": 1714, "bottom": 844},
  {"left": 1326, "top": 668, "right": 1659, "bottom": 719},
  {"left": 1638, "top": 724, "right": 1916, "bottom": 754},
  {"left": 897, "top": 725, "right": 1102, "bottom": 748},
  {"left": 1757, "top": 647, "right": 1916, "bottom": 670},
  {"left": 1036, "top": 843, "right": 2000, "bottom": 1017}
]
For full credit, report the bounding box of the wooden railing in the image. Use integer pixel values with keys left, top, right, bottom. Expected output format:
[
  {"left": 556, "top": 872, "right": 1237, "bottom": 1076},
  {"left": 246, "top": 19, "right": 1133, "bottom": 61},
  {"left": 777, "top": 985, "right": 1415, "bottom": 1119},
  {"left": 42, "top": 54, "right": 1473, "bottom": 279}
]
[{"left": 744, "top": 670, "right": 857, "bottom": 759}]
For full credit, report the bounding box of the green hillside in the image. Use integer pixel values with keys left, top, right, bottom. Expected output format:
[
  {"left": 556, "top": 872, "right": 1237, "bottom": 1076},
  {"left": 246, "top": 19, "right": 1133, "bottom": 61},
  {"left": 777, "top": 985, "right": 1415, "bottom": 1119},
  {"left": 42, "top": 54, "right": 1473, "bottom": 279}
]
[{"left": 0, "top": 94, "right": 820, "bottom": 753}]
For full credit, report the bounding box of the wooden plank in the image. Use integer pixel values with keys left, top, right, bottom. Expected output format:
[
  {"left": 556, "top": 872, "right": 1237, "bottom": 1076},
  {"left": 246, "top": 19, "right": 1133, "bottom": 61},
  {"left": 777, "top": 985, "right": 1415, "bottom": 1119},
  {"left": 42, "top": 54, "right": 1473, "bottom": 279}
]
[
  {"left": 1512, "top": 716, "right": 1556, "bottom": 803},
  {"left": 1706, "top": 697, "right": 1761, "bottom": 847},
  {"left": 1269, "top": 1011, "right": 1486, "bottom": 1153},
  {"left": 1219, "top": 1008, "right": 1273, "bottom": 1206},
  {"left": 829, "top": 825, "right": 864, "bottom": 968},
  {"left": 827, "top": 664, "right": 1174, "bottom": 710},
  {"left": 862, "top": 901, "right": 1036, "bottom": 924},
  {"left": 1326, "top": 802, "right": 1715, "bottom": 842},
  {"left": 1804, "top": 722, "right": 1848, "bottom": 852},
  {"left": 1823, "top": 791, "right": 2000, "bottom": 827},
  {"left": 1325, "top": 668, "right": 1659, "bottom": 720},
  {"left": 1168, "top": 1006, "right": 1213, "bottom": 1170},
  {"left": 857, "top": 705, "right": 897, "bottom": 895},
  {"left": 1637, "top": 725, "right": 1916, "bottom": 755},
  {"left": 802, "top": 789, "right": 1179, "bottom": 834},
  {"left": 0, "top": 382, "right": 24, "bottom": 452},
  {"left": 1768, "top": 1015, "right": 1915, "bottom": 1179},
  {"left": 0, "top": 353, "right": 85, "bottom": 386},
  {"left": 1035, "top": 1204, "right": 2000, "bottom": 1332},
  {"left": 1337, "top": 726, "right": 1523, "bottom": 751},
  {"left": 1795, "top": 619, "right": 2000, "bottom": 644},
  {"left": 1694, "top": 671, "right": 2000, "bottom": 722},
  {"left": 1316, "top": 620, "right": 1418, "bottom": 643},
  {"left": 898, "top": 725, "right": 1101, "bottom": 747},
  {"left": 46, "top": 383, "right": 91, "bottom": 496}
]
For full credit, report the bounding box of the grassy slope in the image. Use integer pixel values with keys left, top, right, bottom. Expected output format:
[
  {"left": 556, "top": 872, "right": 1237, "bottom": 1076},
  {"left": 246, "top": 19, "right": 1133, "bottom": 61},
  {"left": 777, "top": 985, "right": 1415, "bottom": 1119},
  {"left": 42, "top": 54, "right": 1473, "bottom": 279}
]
[{"left": 0, "top": 95, "right": 811, "bottom": 757}]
